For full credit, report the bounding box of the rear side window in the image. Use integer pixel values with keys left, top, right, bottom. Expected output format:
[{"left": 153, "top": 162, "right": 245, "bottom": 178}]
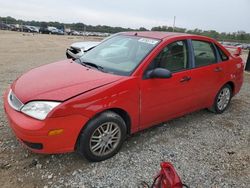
[
  {"left": 216, "top": 45, "right": 229, "bottom": 61},
  {"left": 192, "top": 40, "right": 217, "bottom": 67}
]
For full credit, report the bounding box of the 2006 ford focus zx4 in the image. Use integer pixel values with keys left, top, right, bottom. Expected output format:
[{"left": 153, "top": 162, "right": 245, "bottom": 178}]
[{"left": 3, "top": 32, "right": 244, "bottom": 161}]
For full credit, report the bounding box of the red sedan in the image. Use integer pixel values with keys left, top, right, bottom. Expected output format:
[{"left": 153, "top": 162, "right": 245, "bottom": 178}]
[{"left": 3, "top": 32, "right": 244, "bottom": 161}]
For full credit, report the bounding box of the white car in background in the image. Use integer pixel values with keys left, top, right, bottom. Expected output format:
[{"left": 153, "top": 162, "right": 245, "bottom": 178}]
[
  {"left": 66, "top": 41, "right": 101, "bottom": 59},
  {"left": 66, "top": 33, "right": 117, "bottom": 59}
]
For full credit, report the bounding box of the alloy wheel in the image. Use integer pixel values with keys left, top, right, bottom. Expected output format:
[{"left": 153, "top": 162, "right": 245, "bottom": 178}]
[
  {"left": 89, "top": 122, "right": 121, "bottom": 156},
  {"left": 217, "top": 87, "right": 231, "bottom": 111}
]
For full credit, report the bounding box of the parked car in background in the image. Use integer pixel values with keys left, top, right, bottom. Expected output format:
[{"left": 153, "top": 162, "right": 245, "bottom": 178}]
[
  {"left": 22, "top": 25, "right": 31, "bottom": 32},
  {"left": 58, "top": 30, "right": 64, "bottom": 35},
  {"left": 39, "top": 27, "right": 50, "bottom": 34},
  {"left": 51, "top": 28, "right": 64, "bottom": 35},
  {"left": 66, "top": 41, "right": 101, "bottom": 59},
  {"left": 68, "top": 30, "right": 80, "bottom": 36},
  {"left": 0, "top": 23, "right": 10, "bottom": 30},
  {"left": 9, "top": 24, "right": 21, "bottom": 31},
  {"left": 47, "top": 26, "right": 58, "bottom": 33},
  {"left": 29, "top": 26, "right": 39, "bottom": 33},
  {"left": 240, "top": 43, "right": 250, "bottom": 50},
  {"left": 22, "top": 25, "right": 39, "bottom": 33},
  {"left": 47, "top": 27, "right": 63, "bottom": 35},
  {"left": 4, "top": 32, "right": 244, "bottom": 162},
  {"left": 39, "top": 26, "right": 64, "bottom": 35},
  {"left": 66, "top": 33, "right": 117, "bottom": 59}
]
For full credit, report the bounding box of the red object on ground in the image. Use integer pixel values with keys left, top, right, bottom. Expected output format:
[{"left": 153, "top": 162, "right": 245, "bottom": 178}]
[{"left": 153, "top": 162, "right": 183, "bottom": 188}]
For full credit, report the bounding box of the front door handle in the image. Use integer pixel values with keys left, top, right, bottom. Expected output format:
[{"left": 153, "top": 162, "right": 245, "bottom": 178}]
[
  {"left": 214, "top": 67, "right": 222, "bottom": 72},
  {"left": 180, "top": 76, "right": 191, "bottom": 82}
]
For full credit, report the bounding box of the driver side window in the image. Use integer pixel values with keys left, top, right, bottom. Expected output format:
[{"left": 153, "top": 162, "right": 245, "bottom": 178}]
[{"left": 152, "top": 40, "right": 189, "bottom": 72}]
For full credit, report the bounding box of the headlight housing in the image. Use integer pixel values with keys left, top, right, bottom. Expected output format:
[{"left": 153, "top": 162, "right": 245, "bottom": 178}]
[{"left": 21, "top": 101, "right": 61, "bottom": 120}]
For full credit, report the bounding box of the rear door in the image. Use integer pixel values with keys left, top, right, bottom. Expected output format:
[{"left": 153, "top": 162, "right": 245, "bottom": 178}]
[{"left": 188, "top": 40, "right": 225, "bottom": 109}]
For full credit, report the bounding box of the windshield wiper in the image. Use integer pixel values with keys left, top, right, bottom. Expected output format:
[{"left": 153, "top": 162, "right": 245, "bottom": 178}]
[{"left": 80, "top": 61, "right": 105, "bottom": 72}]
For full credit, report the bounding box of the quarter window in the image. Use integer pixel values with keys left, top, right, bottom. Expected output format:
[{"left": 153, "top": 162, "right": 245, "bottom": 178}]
[
  {"left": 151, "top": 40, "right": 189, "bottom": 72},
  {"left": 192, "top": 40, "right": 216, "bottom": 67},
  {"left": 216, "top": 45, "right": 229, "bottom": 61}
]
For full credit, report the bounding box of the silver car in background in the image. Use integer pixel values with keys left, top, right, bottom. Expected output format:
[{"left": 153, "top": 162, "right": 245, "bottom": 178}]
[
  {"left": 66, "top": 33, "right": 118, "bottom": 59},
  {"left": 66, "top": 41, "right": 101, "bottom": 59}
]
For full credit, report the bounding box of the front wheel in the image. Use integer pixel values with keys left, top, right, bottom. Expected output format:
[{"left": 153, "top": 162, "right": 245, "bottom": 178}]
[
  {"left": 77, "top": 111, "right": 127, "bottom": 162},
  {"left": 210, "top": 84, "right": 232, "bottom": 114}
]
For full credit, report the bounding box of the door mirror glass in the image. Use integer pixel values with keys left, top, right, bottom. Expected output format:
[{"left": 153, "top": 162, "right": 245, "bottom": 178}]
[{"left": 146, "top": 68, "right": 172, "bottom": 79}]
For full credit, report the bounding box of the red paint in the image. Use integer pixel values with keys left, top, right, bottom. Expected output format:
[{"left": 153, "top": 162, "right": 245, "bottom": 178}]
[
  {"left": 223, "top": 45, "right": 242, "bottom": 56},
  {"left": 153, "top": 162, "right": 183, "bottom": 188},
  {"left": 12, "top": 59, "right": 122, "bottom": 103},
  {"left": 3, "top": 32, "right": 244, "bottom": 154}
]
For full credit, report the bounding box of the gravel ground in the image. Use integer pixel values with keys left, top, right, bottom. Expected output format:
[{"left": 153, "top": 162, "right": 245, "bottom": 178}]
[{"left": 0, "top": 31, "right": 249, "bottom": 188}]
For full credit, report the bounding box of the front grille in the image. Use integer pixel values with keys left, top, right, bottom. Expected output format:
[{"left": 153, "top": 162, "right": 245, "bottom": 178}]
[{"left": 8, "top": 89, "right": 24, "bottom": 111}]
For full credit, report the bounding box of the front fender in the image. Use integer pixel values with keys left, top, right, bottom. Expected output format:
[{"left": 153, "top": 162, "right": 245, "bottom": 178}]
[{"left": 51, "top": 77, "right": 140, "bottom": 133}]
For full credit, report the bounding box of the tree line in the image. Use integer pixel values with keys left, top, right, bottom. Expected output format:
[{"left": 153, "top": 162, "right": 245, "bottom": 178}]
[
  {"left": 1, "top": 16, "right": 249, "bottom": 43},
  {"left": 151, "top": 26, "right": 250, "bottom": 43}
]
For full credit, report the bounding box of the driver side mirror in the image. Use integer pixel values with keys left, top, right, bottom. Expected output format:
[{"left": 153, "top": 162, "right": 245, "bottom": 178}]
[{"left": 146, "top": 68, "right": 172, "bottom": 79}]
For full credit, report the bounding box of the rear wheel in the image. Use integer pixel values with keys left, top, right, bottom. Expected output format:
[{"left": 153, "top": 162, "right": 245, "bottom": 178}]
[
  {"left": 210, "top": 84, "right": 232, "bottom": 114},
  {"left": 77, "top": 111, "right": 127, "bottom": 162}
]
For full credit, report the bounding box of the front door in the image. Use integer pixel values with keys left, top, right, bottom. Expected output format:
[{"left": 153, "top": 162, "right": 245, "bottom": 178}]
[{"left": 139, "top": 40, "right": 194, "bottom": 129}]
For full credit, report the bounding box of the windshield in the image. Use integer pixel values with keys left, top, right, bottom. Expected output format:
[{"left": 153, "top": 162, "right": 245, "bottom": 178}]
[{"left": 79, "top": 35, "right": 160, "bottom": 76}]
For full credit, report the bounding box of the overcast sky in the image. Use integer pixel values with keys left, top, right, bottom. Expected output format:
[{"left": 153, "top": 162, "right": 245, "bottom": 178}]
[{"left": 0, "top": 0, "right": 249, "bottom": 33}]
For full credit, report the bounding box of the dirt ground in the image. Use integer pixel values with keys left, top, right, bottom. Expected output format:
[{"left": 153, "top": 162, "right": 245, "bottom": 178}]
[{"left": 0, "top": 30, "right": 249, "bottom": 188}]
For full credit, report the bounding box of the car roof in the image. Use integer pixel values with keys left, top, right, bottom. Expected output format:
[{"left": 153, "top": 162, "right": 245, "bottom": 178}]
[{"left": 121, "top": 31, "right": 204, "bottom": 40}]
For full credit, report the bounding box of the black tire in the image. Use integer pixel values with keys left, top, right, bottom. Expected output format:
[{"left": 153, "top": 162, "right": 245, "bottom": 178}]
[
  {"left": 209, "top": 84, "right": 232, "bottom": 114},
  {"left": 77, "top": 111, "right": 127, "bottom": 162}
]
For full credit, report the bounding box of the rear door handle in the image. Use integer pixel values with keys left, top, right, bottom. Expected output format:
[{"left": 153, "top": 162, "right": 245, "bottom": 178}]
[
  {"left": 180, "top": 76, "right": 191, "bottom": 82},
  {"left": 214, "top": 67, "right": 222, "bottom": 72}
]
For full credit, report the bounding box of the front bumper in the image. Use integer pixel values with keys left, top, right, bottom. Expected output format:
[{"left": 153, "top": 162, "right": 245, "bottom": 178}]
[{"left": 3, "top": 90, "right": 89, "bottom": 154}]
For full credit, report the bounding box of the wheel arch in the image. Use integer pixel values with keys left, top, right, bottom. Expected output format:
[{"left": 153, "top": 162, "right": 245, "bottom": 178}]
[
  {"left": 74, "top": 107, "right": 131, "bottom": 150},
  {"left": 107, "top": 108, "right": 131, "bottom": 135},
  {"left": 224, "top": 81, "right": 235, "bottom": 95}
]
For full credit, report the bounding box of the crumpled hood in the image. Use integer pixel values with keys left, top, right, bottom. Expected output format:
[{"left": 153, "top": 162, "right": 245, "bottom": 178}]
[{"left": 12, "top": 60, "right": 122, "bottom": 103}]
